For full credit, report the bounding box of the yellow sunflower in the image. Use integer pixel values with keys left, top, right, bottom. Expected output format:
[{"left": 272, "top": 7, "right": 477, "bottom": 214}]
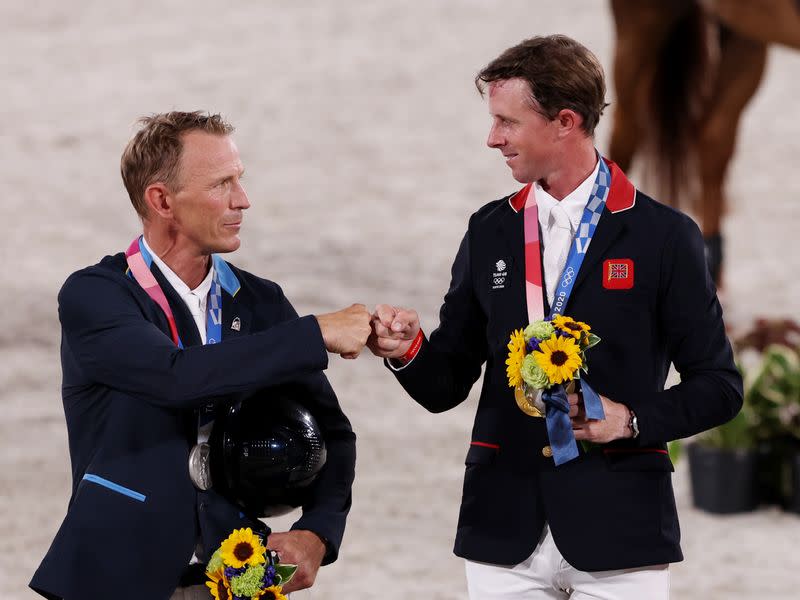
[
  {"left": 505, "top": 329, "right": 527, "bottom": 388},
  {"left": 206, "top": 568, "right": 232, "bottom": 600},
  {"left": 533, "top": 334, "right": 582, "bottom": 385},
  {"left": 552, "top": 315, "right": 591, "bottom": 340},
  {"left": 220, "top": 528, "right": 267, "bottom": 569},
  {"left": 255, "top": 585, "right": 288, "bottom": 600}
]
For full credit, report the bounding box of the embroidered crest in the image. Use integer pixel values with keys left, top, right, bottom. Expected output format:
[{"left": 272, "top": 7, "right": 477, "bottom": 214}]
[
  {"left": 603, "top": 259, "right": 634, "bottom": 289},
  {"left": 231, "top": 316, "right": 241, "bottom": 331},
  {"left": 491, "top": 259, "right": 508, "bottom": 290}
]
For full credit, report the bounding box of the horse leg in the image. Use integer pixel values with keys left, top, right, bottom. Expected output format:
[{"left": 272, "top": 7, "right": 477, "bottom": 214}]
[
  {"left": 702, "top": 0, "right": 800, "bottom": 49},
  {"left": 608, "top": 0, "right": 689, "bottom": 175},
  {"left": 697, "top": 30, "right": 768, "bottom": 285}
]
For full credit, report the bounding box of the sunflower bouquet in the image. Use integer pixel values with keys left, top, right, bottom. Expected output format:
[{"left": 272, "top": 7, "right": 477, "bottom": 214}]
[
  {"left": 205, "top": 528, "right": 297, "bottom": 600},
  {"left": 506, "top": 315, "right": 600, "bottom": 418}
]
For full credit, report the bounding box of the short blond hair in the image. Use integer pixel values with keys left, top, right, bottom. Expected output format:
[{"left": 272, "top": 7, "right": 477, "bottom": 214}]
[{"left": 120, "top": 111, "right": 234, "bottom": 217}]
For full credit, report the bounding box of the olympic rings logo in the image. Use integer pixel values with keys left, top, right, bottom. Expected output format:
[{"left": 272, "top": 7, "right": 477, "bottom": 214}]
[
  {"left": 561, "top": 267, "right": 575, "bottom": 286},
  {"left": 494, "top": 277, "right": 505, "bottom": 285}
]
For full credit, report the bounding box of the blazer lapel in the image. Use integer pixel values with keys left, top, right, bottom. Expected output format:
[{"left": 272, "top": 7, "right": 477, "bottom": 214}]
[
  {"left": 494, "top": 160, "right": 634, "bottom": 317},
  {"left": 571, "top": 205, "right": 627, "bottom": 295},
  {"left": 208, "top": 255, "right": 250, "bottom": 341},
  {"left": 496, "top": 200, "right": 541, "bottom": 323},
  {"left": 497, "top": 201, "right": 525, "bottom": 284},
  {"left": 568, "top": 156, "right": 636, "bottom": 296},
  {"left": 222, "top": 291, "right": 251, "bottom": 340},
  {"left": 150, "top": 264, "right": 204, "bottom": 348}
]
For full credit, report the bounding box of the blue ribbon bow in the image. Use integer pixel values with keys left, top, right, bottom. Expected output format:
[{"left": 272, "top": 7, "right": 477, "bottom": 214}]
[{"left": 544, "top": 379, "right": 605, "bottom": 466}]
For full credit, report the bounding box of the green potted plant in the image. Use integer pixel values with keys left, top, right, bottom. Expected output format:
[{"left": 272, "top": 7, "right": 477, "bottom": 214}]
[
  {"left": 686, "top": 318, "right": 800, "bottom": 514},
  {"left": 688, "top": 402, "right": 759, "bottom": 514},
  {"left": 741, "top": 342, "right": 800, "bottom": 512}
]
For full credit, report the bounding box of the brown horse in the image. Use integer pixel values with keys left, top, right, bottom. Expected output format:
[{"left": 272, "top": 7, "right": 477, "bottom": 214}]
[{"left": 608, "top": 0, "right": 800, "bottom": 284}]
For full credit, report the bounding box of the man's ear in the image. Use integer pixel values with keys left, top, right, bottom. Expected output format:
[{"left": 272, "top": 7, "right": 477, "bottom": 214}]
[
  {"left": 143, "top": 183, "right": 174, "bottom": 219},
  {"left": 555, "top": 109, "right": 583, "bottom": 138}
]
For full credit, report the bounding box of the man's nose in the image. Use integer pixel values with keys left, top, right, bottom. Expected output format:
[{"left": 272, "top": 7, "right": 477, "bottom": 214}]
[
  {"left": 487, "top": 124, "right": 504, "bottom": 149},
  {"left": 232, "top": 181, "right": 250, "bottom": 209}
]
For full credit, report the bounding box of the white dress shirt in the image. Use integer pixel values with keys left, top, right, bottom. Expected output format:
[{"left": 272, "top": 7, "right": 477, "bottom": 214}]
[
  {"left": 535, "top": 159, "right": 600, "bottom": 304},
  {"left": 141, "top": 238, "right": 215, "bottom": 343}
]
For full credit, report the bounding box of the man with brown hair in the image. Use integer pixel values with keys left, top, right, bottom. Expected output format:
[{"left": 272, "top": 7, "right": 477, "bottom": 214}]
[
  {"left": 369, "top": 35, "right": 741, "bottom": 598},
  {"left": 30, "top": 111, "right": 369, "bottom": 600}
]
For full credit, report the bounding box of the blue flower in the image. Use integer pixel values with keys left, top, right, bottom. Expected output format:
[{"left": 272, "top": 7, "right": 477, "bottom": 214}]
[
  {"left": 263, "top": 564, "right": 277, "bottom": 586},
  {"left": 225, "top": 565, "right": 246, "bottom": 580},
  {"left": 526, "top": 338, "right": 541, "bottom": 353}
]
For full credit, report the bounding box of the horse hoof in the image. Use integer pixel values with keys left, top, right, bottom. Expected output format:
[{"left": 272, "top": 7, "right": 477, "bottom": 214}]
[{"left": 704, "top": 234, "right": 723, "bottom": 286}]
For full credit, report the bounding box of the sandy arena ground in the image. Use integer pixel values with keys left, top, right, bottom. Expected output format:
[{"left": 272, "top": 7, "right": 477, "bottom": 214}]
[{"left": 2, "top": 1, "right": 799, "bottom": 598}]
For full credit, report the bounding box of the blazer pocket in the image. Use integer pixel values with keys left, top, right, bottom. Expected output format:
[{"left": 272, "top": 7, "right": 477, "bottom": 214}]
[
  {"left": 465, "top": 442, "right": 499, "bottom": 465},
  {"left": 82, "top": 473, "right": 147, "bottom": 502},
  {"left": 603, "top": 449, "right": 674, "bottom": 472}
]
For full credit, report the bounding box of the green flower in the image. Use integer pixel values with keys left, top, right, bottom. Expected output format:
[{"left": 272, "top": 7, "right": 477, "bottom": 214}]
[
  {"left": 524, "top": 320, "right": 555, "bottom": 341},
  {"left": 520, "top": 354, "right": 550, "bottom": 389},
  {"left": 207, "top": 549, "right": 224, "bottom": 575},
  {"left": 230, "top": 564, "right": 266, "bottom": 598}
]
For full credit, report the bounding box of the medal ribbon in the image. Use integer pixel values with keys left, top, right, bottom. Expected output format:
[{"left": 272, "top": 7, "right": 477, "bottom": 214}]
[
  {"left": 125, "top": 238, "right": 183, "bottom": 348},
  {"left": 522, "top": 157, "right": 610, "bottom": 466},
  {"left": 125, "top": 236, "right": 223, "bottom": 349},
  {"left": 125, "top": 237, "right": 242, "bottom": 490},
  {"left": 125, "top": 237, "right": 222, "bottom": 447}
]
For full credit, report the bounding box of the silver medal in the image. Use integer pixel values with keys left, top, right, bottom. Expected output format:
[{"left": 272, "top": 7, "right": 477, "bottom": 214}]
[{"left": 188, "top": 442, "right": 213, "bottom": 490}]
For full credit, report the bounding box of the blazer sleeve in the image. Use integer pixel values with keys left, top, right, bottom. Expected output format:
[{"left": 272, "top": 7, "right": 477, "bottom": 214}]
[
  {"left": 272, "top": 291, "right": 356, "bottom": 565},
  {"left": 58, "top": 268, "right": 329, "bottom": 409},
  {"left": 619, "top": 214, "right": 743, "bottom": 445},
  {"left": 388, "top": 223, "right": 488, "bottom": 413}
]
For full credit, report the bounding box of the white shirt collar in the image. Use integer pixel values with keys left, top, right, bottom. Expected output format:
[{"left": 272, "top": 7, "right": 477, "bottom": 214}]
[
  {"left": 141, "top": 237, "right": 215, "bottom": 310},
  {"left": 535, "top": 158, "right": 600, "bottom": 232}
]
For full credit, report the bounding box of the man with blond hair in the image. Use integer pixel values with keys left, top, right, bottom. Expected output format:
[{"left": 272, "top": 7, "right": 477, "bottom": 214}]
[
  {"left": 369, "top": 35, "right": 742, "bottom": 599},
  {"left": 31, "top": 111, "right": 369, "bottom": 600}
]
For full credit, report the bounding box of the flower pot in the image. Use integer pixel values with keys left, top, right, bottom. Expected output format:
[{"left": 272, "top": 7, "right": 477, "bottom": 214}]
[
  {"left": 788, "top": 450, "right": 800, "bottom": 514},
  {"left": 688, "top": 444, "right": 759, "bottom": 514},
  {"left": 756, "top": 441, "right": 786, "bottom": 506}
]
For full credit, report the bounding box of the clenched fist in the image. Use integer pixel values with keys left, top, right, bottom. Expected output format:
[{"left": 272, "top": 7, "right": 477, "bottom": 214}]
[
  {"left": 367, "top": 304, "right": 421, "bottom": 359},
  {"left": 315, "top": 304, "right": 372, "bottom": 358}
]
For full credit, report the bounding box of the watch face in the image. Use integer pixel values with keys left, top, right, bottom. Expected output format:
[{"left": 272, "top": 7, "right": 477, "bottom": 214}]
[{"left": 629, "top": 411, "right": 639, "bottom": 438}]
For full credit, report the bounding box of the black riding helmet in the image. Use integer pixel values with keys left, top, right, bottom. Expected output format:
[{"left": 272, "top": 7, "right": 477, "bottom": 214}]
[{"left": 210, "top": 384, "right": 327, "bottom": 517}]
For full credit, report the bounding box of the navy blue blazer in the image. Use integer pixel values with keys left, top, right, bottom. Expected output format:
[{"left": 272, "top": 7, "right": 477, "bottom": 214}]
[
  {"left": 390, "top": 180, "right": 742, "bottom": 571},
  {"left": 30, "top": 252, "right": 356, "bottom": 600}
]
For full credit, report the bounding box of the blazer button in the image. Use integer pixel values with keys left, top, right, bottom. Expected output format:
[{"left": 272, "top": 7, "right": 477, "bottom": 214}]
[{"left": 542, "top": 445, "right": 553, "bottom": 458}]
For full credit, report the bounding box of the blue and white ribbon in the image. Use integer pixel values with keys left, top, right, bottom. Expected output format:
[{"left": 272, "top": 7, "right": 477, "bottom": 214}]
[{"left": 545, "top": 157, "right": 609, "bottom": 466}]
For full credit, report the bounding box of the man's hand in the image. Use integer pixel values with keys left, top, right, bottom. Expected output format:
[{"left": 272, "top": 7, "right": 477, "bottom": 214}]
[
  {"left": 569, "top": 392, "right": 632, "bottom": 443},
  {"left": 315, "top": 304, "right": 372, "bottom": 359},
  {"left": 265, "top": 530, "right": 326, "bottom": 593},
  {"left": 367, "top": 304, "right": 421, "bottom": 359}
]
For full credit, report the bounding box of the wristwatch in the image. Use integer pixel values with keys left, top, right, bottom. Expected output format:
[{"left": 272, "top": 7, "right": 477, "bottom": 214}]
[{"left": 628, "top": 408, "right": 640, "bottom": 439}]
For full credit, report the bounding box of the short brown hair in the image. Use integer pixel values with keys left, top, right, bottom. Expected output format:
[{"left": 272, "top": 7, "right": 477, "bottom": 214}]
[
  {"left": 475, "top": 35, "right": 608, "bottom": 136},
  {"left": 120, "top": 111, "right": 234, "bottom": 218}
]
